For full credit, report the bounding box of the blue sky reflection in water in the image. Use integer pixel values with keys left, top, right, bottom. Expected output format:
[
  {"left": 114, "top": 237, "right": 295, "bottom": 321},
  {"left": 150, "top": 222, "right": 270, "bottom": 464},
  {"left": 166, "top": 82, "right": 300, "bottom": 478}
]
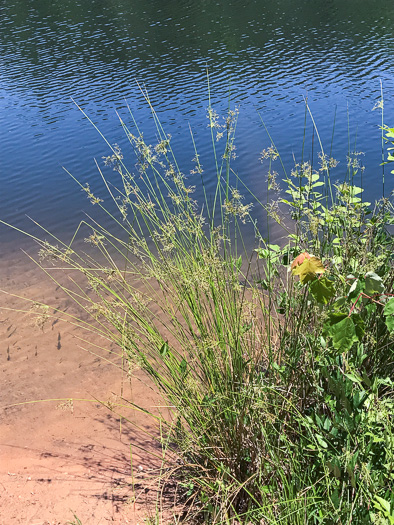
[{"left": 1, "top": 0, "right": 394, "bottom": 246}]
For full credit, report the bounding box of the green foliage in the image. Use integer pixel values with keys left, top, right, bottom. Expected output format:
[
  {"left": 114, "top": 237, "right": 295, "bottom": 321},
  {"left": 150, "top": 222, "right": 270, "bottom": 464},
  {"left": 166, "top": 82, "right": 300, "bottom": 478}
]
[
  {"left": 14, "top": 98, "right": 394, "bottom": 524},
  {"left": 373, "top": 496, "right": 394, "bottom": 524},
  {"left": 262, "top": 121, "right": 394, "bottom": 524},
  {"left": 384, "top": 298, "right": 394, "bottom": 332},
  {"left": 309, "top": 276, "right": 336, "bottom": 305},
  {"left": 292, "top": 256, "right": 326, "bottom": 284},
  {"left": 384, "top": 126, "right": 394, "bottom": 173}
]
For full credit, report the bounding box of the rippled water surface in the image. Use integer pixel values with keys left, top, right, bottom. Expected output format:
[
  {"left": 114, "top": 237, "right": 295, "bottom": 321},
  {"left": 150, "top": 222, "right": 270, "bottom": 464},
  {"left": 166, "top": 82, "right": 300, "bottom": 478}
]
[{"left": 1, "top": 0, "right": 394, "bottom": 245}]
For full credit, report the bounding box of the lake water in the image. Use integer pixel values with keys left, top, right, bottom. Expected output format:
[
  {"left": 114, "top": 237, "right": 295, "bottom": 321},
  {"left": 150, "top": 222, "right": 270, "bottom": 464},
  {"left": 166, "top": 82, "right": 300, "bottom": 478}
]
[{"left": 1, "top": 0, "right": 394, "bottom": 250}]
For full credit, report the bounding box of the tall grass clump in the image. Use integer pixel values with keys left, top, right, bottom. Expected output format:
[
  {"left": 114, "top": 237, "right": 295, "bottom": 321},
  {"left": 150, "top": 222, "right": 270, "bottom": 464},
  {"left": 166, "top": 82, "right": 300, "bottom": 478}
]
[{"left": 7, "top": 92, "right": 394, "bottom": 524}]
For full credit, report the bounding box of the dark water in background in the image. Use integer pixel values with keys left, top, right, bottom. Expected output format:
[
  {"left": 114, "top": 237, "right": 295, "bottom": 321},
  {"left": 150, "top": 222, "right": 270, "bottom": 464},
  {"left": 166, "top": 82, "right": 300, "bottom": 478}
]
[{"left": 1, "top": 0, "right": 394, "bottom": 249}]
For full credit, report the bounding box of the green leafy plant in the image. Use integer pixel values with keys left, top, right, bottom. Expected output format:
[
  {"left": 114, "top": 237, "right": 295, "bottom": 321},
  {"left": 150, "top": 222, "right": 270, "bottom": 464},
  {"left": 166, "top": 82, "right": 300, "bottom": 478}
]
[{"left": 3, "top": 93, "right": 393, "bottom": 524}]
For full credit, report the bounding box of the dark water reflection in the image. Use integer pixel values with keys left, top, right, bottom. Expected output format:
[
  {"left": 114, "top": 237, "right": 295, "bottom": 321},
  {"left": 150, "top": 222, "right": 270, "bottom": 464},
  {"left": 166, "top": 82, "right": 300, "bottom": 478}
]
[{"left": 1, "top": 0, "right": 394, "bottom": 247}]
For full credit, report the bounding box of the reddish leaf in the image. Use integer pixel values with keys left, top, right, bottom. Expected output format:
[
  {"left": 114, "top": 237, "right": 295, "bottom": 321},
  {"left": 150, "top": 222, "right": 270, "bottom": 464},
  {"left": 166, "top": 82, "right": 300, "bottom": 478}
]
[
  {"left": 291, "top": 251, "right": 312, "bottom": 270},
  {"left": 292, "top": 256, "right": 326, "bottom": 284}
]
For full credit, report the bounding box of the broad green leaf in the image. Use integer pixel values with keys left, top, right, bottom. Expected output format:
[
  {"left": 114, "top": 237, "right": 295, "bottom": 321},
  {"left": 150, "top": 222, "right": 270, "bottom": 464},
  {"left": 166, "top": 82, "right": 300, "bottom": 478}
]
[
  {"left": 316, "top": 434, "right": 328, "bottom": 448},
  {"left": 255, "top": 247, "right": 279, "bottom": 261},
  {"left": 327, "top": 316, "right": 358, "bottom": 352},
  {"left": 348, "top": 278, "right": 358, "bottom": 296},
  {"left": 365, "top": 271, "right": 384, "bottom": 296},
  {"left": 384, "top": 297, "right": 394, "bottom": 315},
  {"left": 332, "top": 297, "right": 347, "bottom": 310},
  {"left": 385, "top": 127, "right": 394, "bottom": 138},
  {"left": 348, "top": 277, "right": 364, "bottom": 299},
  {"left": 325, "top": 311, "right": 348, "bottom": 325},
  {"left": 255, "top": 248, "right": 269, "bottom": 259},
  {"left": 310, "top": 276, "right": 336, "bottom": 304},
  {"left": 364, "top": 303, "right": 377, "bottom": 316},
  {"left": 374, "top": 496, "right": 392, "bottom": 517},
  {"left": 352, "top": 313, "right": 365, "bottom": 340},
  {"left": 291, "top": 251, "right": 311, "bottom": 269},
  {"left": 332, "top": 255, "right": 343, "bottom": 266},
  {"left": 349, "top": 185, "right": 364, "bottom": 196},
  {"left": 344, "top": 372, "right": 363, "bottom": 385},
  {"left": 315, "top": 413, "right": 323, "bottom": 428},
  {"left": 384, "top": 297, "right": 394, "bottom": 332},
  {"left": 292, "top": 256, "right": 326, "bottom": 284}
]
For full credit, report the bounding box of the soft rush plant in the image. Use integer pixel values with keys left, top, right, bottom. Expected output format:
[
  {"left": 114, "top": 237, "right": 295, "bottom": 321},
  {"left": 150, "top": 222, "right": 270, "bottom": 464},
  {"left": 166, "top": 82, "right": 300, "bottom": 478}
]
[{"left": 3, "top": 91, "right": 394, "bottom": 524}]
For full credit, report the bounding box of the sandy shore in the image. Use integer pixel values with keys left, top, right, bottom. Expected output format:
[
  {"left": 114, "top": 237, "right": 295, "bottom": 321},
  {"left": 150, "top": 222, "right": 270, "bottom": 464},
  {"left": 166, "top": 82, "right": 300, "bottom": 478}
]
[{"left": 0, "top": 245, "right": 165, "bottom": 524}]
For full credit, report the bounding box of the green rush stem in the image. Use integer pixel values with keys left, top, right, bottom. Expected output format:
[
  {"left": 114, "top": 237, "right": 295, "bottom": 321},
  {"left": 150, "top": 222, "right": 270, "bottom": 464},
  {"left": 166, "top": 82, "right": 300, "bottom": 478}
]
[{"left": 380, "top": 80, "right": 385, "bottom": 198}]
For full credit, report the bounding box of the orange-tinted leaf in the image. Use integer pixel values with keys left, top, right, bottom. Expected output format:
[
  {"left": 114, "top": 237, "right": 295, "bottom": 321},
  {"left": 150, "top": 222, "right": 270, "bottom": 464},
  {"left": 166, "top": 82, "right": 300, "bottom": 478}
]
[
  {"left": 291, "top": 256, "right": 326, "bottom": 284},
  {"left": 291, "top": 252, "right": 312, "bottom": 270}
]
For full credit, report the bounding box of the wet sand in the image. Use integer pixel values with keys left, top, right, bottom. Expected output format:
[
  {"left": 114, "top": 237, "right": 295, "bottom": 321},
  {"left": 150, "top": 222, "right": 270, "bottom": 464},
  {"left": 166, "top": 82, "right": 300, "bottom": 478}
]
[{"left": 0, "top": 244, "right": 166, "bottom": 524}]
